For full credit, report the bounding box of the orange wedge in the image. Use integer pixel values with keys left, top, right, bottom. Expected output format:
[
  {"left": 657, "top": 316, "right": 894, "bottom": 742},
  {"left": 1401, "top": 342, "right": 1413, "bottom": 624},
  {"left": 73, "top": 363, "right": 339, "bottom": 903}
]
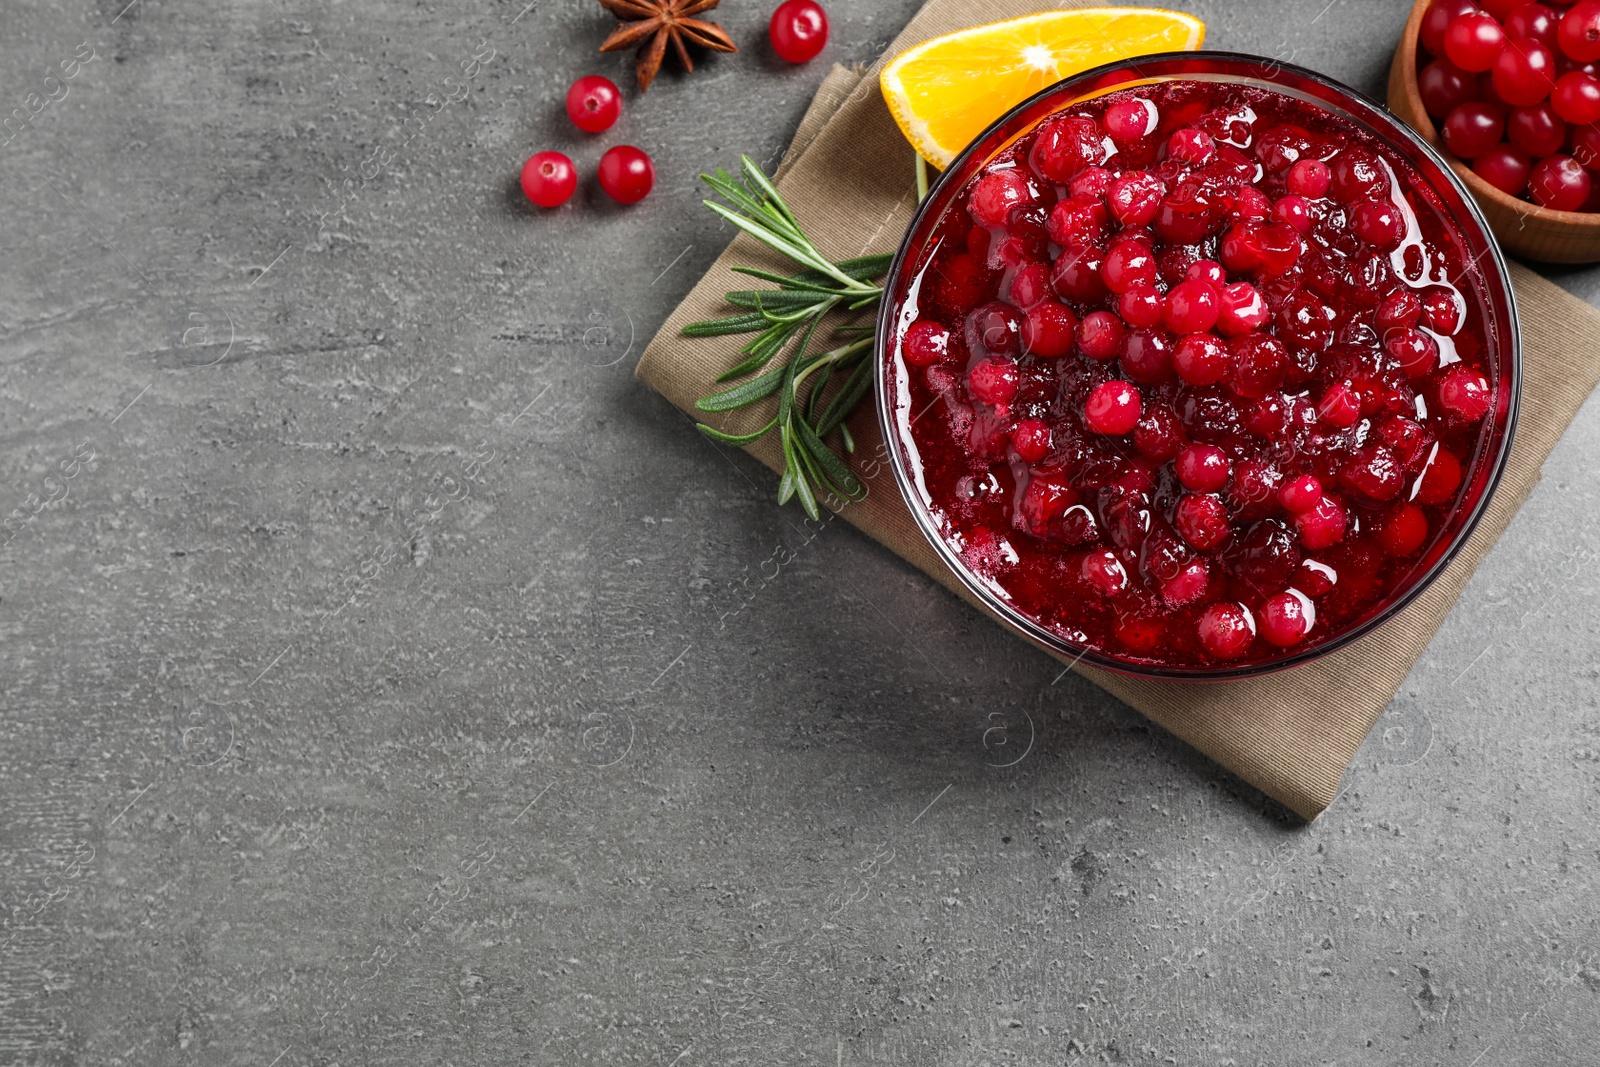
[{"left": 880, "top": 8, "right": 1206, "bottom": 168}]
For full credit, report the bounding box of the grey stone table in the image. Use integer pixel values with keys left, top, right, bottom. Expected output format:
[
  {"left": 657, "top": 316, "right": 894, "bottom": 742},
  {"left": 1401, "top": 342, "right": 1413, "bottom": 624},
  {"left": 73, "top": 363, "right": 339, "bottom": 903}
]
[{"left": 2, "top": 0, "right": 1597, "bottom": 1062}]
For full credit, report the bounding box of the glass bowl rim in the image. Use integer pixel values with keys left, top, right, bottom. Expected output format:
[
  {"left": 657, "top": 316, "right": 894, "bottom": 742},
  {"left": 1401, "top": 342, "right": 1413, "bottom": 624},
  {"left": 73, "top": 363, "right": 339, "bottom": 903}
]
[{"left": 872, "top": 49, "right": 1523, "bottom": 682}]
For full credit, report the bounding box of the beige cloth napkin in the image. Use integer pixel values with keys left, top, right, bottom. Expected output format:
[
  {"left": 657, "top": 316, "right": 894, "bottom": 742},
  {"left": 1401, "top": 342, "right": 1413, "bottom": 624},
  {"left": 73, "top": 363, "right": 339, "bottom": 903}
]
[{"left": 636, "top": 0, "right": 1600, "bottom": 819}]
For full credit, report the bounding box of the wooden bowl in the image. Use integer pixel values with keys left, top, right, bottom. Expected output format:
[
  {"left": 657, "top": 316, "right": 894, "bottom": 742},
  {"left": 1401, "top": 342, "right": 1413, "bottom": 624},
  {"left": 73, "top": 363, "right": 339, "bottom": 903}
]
[{"left": 1389, "top": 0, "right": 1600, "bottom": 263}]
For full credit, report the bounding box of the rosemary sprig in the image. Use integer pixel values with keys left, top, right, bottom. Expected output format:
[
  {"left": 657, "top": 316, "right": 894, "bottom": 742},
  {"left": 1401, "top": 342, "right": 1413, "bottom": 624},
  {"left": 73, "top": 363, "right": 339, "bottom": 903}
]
[{"left": 687, "top": 155, "right": 889, "bottom": 520}]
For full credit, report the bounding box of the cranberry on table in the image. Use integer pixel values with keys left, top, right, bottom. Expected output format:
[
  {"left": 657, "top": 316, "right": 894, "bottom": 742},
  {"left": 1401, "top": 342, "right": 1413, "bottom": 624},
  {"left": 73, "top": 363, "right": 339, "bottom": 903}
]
[
  {"left": 520, "top": 150, "right": 577, "bottom": 208},
  {"left": 769, "top": 0, "right": 829, "bottom": 64},
  {"left": 597, "top": 144, "right": 655, "bottom": 204},
  {"left": 1473, "top": 143, "right": 1534, "bottom": 194},
  {"left": 1529, "top": 151, "right": 1592, "bottom": 207},
  {"left": 1445, "top": 10, "right": 1510, "bottom": 71},
  {"left": 565, "top": 75, "right": 622, "bottom": 133}
]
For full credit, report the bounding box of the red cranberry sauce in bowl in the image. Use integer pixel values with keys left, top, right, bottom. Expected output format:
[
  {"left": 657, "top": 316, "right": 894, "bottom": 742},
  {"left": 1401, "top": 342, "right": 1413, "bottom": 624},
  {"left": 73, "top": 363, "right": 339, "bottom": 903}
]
[{"left": 878, "top": 55, "right": 1519, "bottom": 680}]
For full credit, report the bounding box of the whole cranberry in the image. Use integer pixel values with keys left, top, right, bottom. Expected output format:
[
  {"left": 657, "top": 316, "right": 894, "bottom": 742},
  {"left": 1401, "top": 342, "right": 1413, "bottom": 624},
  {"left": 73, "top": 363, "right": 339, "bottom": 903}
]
[
  {"left": 1331, "top": 147, "right": 1394, "bottom": 201},
  {"left": 1107, "top": 172, "right": 1166, "bottom": 226},
  {"left": 1011, "top": 419, "right": 1053, "bottom": 462},
  {"left": 1047, "top": 196, "right": 1111, "bottom": 246},
  {"left": 597, "top": 145, "right": 655, "bottom": 204},
  {"left": 1418, "top": 59, "right": 1482, "bottom": 120},
  {"left": 969, "top": 169, "right": 1033, "bottom": 226},
  {"left": 1530, "top": 152, "right": 1593, "bottom": 207},
  {"left": 1101, "top": 239, "right": 1160, "bottom": 293},
  {"left": 1559, "top": 0, "right": 1600, "bottom": 62},
  {"left": 1228, "top": 333, "right": 1288, "bottom": 399},
  {"left": 1294, "top": 494, "right": 1349, "bottom": 549},
  {"left": 1118, "top": 284, "right": 1166, "bottom": 329},
  {"left": 1508, "top": 101, "right": 1568, "bottom": 153},
  {"left": 1572, "top": 120, "right": 1600, "bottom": 164},
  {"left": 1474, "top": 143, "right": 1535, "bottom": 193},
  {"left": 1078, "top": 311, "right": 1125, "bottom": 360},
  {"left": 1163, "top": 280, "right": 1220, "bottom": 333},
  {"left": 520, "top": 151, "right": 577, "bottom": 208},
  {"left": 1438, "top": 366, "right": 1493, "bottom": 419},
  {"left": 1186, "top": 259, "right": 1226, "bottom": 286},
  {"left": 1176, "top": 443, "right": 1232, "bottom": 492},
  {"left": 566, "top": 75, "right": 622, "bottom": 133},
  {"left": 1173, "top": 332, "right": 1230, "bottom": 386},
  {"left": 1259, "top": 590, "right": 1316, "bottom": 647},
  {"left": 1553, "top": 69, "right": 1600, "bottom": 120},
  {"left": 1420, "top": 285, "right": 1464, "bottom": 333},
  {"left": 1443, "top": 101, "right": 1509, "bottom": 157},
  {"left": 1273, "top": 194, "right": 1314, "bottom": 234},
  {"left": 1050, "top": 244, "right": 1108, "bottom": 303},
  {"left": 1422, "top": 0, "right": 1482, "bottom": 55},
  {"left": 1415, "top": 448, "right": 1464, "bottom": 504},
  {"left": 1228, "top": 461, "right": 1285, "bottom": 520},
  {"left": 1279, "top": 474, "right": 1324, "bottom": 513},
  {"left": 1317, "top": 382, "right": 1363, "bottom": 428},
  {"left": 968, "top": 356, "right": 1020, "bottom": 406},
  {"left": 1197, "top": 602, "right": 1257, "bottom": 660},
  {"left": 1031, "top": 115, "right": 1105, "bottom": 182},
  {"left": 1445, "top": 11, "right": 1510, "bottom": 71},
  {"left": 1287, "top": 158, "right": 1333, "bottom": 198},
  {"left": 1507, "top": 3, "right": 1563, "bottom": 46},
  {"left": 1135, "top": 404, "right": 1186, "bottom": 461},
  {"left": 1174, "top": 492, "right": 1231, "bottom": 550},
  {"left": 1167, "top": 127, "right": 1217, "bottom": 165},
  {"left": 1160, "top": 558, "right": 1211, "bottom": 607},
  {"left": 1080, "top": 549, "right": 1128, "bottom": 597},
  {"left": 1386, "top": 327, "right": 1440, "bottom": 377},
  {"left": 966, "top": 302, "right": 1022, "bottom": 357},
  {"left": 770, "top": 0, "right": 830, "bottom": 63},
  {"left": 1105, "top": 97, "right": 1159, "bottom": 142},
  {"left": 1070, "top": 166, "right": 1113, "bottom": 201},
  {"left": 1350, "top": 199, "right": 1406, "bottom": 248},
  {"left": 1022, "top": 301, "right": 1079, "bottom": 358},
  {"left": 1342, "top": 443, "right": 1407, "bottom": 501},
  {"left": 1376, "top": 288, "right": 1423, "bottom": 331},
  {"left": 1120, "top": 327, "right": 1176, "bottom": 383},
  {"left": 902, "top": 320, "right": 950, "bottom": 367},
  {"left": 1379, "top": 503, "right": 1431, "bottom": 557},
  {"left": 1215, "top": 281, "right": 1270, "bottom": 337},
  {"left": 1084, "top": 380, "right": 1143, "bottom": 435},
  {"left": 1492, "top": 36, "right": 1558, "bottom": 106},
  {"left": 1005, "top": 261, "right": 1051, "bottom": 309}
]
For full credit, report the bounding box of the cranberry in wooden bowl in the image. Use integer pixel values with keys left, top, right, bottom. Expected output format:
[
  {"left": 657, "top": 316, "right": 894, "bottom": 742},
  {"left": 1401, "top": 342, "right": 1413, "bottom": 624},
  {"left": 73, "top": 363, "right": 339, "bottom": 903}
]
[{"left": 876, "top": 53, "right": 1520, "bottom": 681}]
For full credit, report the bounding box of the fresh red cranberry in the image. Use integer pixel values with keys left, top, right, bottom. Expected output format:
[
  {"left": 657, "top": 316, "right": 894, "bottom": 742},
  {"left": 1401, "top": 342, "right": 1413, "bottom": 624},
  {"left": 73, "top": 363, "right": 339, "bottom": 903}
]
[
  {"left": 938, "top": 252, "right": 993, "bottom": 308},
  {"left": 1259, "top": 590, "right": 1316, "bottom": 647},
  {"left": 1573, "top": 120, "right": 1600, "bottom": 164},
  {"left": 597, "top": 145, "right": 655, "bottom": 204},
  {"left": 1474, "top": 143, "right": 1535, "bottom": 194},
  {"left": 1508, "top": 101, "right": 1568, "bottom": 153},
  {"left": 1438, "top": 366, "right": 1493, "bottom": 418},
  {"left": 1507, "top": 3, "right": 1562, "bottom": 47},
  {"left": 1070, "top": 166, "right": 1113, "bottom": 200},
  {"left": 1419, "top": 286, "right": 1464, "bottom": 333},
  {"left": 968, "top": 356, "right": 1019, "bottom": 405},
  {"left": 1351, "top": 199, "right": 1406, "bottom": 248},
  {"left": 1163, "top": 280, "right": 1220, "bottom": 333},
  {"left": 1386, "top": 327, "right": 1440, "bottom": 377},
  {"left": 1050, "top": 244, "right": 1108, "bottom": 302},
  {"left": 1415, "top": 447, "right": 1464, "bottom": 504},
  {"left": 969, "top": 169, "right": 1033, "bottom": 225},
  {"left": 1559, "top": 0, "right": 1600, "bottom": 62},
  {"left": 1443, "top": 101, "right": 1509, "bottom": 157},
  {"left": 1198, "top": 602, "right": 1257, "bottom": 659},
  {"left": 566, "top": 75, "right": 622, "bottom": 133},
  {"left": 1286, "top": 158, "right": 1333, "bottom": 198},
  {"left": 1120, "top": 327, "right": 1176, "bottom": 384},
  {"left": 1530, "top": 152, "right": 1593, "bottom": 207},
  {"left": 1167, "top": 127, "right": 1217, "bottom": 165},
  {"left": 1078, "top": 311, "right": 1125, "bottom": 361},
  {"left": 1418, "top": 59, "right": 1482, "bottom": 119},
  {"left": 1105, "top": 97, "right": 1159, "bottom": 142},
  {"left": 1118, "top": 283, "right": 1166, "bottom": 329},
  {"left": 1101, "top": 239, "right": 1160, "bottom": 293},
  {"left": 1554, "top": 69, "right": 1600, "bottom": 121},
  {"left": 1446, "top": 10, "right": 1510, "bottom": 71},
  {"left": 1175, "top": 443, "right": 1231, "bottom": 491},
  {"left": 1005, "top": 261, "right": 1051, "bottom": 308},
  {"left": 1228, "top": 333, "right": 1288, "bottom": 398},
  {"left": 1295, "top": 494, "right": 1349, "bottom": 549},
  {"left": 966, "top": 302, "right": 1022, "bottom": 357},
  {"left": 1494, "top": 36, "right": 1559, "bottom": 105},
  {"left": 1331, "top": 146, "right": 1393, "bottom": 201},
  {"left": 1160, "top": 557, "right": 1210, "bottom": 607},
  {"left": 1084, "top": 380, "right": 1142, "bottom": 435},
  {"left": 1423, "top": 0, "right": 1482, "bottom": 55},
  {"left": 521, "top": 151, "right": 577, "bottom": 208},
  {"left": 1134, "top": 405, "right": 1185, "bottom": 461},
  {"left": 1279, "top": 474, "right": 1324, "bottom": 513},
  {"left": 770, "top": 0, "right": 830, "bottom": 63},
  {"left": 1107, "top": 172, "right": 1165, "bottom": 226},
  {"left": 1031, "top": 115, "right": 1106, "bottom": 182},
  {"left": 1011, "top": 418, "right": 1052, "bottom": 462},
  {"left": 1215, "top": 281, "right": 1269, "bottom": 337},
  {"left": 903, "top": 320, "right": 950, "bottom": 366},
  {"left": 1022, "top": 301, "right": 1079, "bottom": 358},
  {"left": 1318, "top": 382, "right": 1362, "bottom": 427},
  {"left": 1376, "top": 289, "right": 1423, "bottom": 331},
  {"left": 1173, "top": 332, "right": 1230, "bottom": 386},
  {"left": 1342, "top": 443, "right": 1407, "bottom": 501},
  {"left": 1174, "top": 492, "right": 1231, "bottom": 550},
  {"left": 1272, "top": 194, "right": 1314, "bottom": 234},
  {"left": 1186, "top": 259, "right": 1225, "bottom": 286},
  {"left": 1379, "top": 503, "right": 1430, "bottom": 556}
]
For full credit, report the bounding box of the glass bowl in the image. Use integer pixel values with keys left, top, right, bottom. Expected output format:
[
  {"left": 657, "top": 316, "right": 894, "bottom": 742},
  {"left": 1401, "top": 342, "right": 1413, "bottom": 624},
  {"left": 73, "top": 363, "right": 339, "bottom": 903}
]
[{"left": 874, "top": 52, "right": 1521, "bottom": 682}]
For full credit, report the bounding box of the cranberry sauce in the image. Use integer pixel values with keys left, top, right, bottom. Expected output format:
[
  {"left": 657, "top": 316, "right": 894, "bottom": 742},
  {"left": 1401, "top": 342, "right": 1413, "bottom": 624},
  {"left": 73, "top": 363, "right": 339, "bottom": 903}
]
[{"left": 886, "top": 80, "right": 1499, "bottom": 669}]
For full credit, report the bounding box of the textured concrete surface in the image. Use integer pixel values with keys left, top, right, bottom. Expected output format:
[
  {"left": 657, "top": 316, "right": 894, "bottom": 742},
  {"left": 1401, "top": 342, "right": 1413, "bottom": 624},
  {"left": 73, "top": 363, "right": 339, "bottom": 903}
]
[{"left": 1, "top": 0, "right": 1598, "bottom": 1063}]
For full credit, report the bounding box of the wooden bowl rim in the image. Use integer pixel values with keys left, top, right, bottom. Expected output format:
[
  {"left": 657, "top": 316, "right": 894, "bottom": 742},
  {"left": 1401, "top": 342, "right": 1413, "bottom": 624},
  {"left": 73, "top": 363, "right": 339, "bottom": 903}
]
[{"left": 1398, "top": 0, "right": 1600, "bottom": 230}]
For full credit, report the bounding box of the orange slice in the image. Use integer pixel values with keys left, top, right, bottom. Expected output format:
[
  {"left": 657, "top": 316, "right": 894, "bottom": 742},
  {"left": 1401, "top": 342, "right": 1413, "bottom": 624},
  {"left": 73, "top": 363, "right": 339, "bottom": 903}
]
[{"left": 880, "top": 8, "right": 1207, "bottom": 168}]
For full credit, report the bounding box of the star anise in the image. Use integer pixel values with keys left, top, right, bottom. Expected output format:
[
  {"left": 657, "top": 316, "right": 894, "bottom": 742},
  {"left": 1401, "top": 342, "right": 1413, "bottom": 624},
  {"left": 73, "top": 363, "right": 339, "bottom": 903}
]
[{"left": 597, "top": 0, "right": 737, "bottom": 92}]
